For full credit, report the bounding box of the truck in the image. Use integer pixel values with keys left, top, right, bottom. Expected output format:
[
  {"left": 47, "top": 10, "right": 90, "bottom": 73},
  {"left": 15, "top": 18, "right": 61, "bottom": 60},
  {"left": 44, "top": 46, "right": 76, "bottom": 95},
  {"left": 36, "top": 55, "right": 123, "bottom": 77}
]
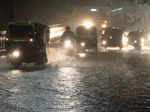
[
  {"left": 6, "top": 22, "right": 49, "bottom": 67},
  {"left": 76, "top": 25, "right": 97, "bottom": 53},
  {"left": 100, "top": 27, "right": 123, "bottom": 50}
]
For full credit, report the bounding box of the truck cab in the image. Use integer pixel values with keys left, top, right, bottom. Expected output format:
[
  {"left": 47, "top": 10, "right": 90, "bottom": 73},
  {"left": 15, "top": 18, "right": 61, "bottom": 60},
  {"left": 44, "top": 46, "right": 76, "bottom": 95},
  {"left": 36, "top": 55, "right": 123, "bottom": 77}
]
[{"left": 6, "top": 22, "right": 49, "bottom": 67}]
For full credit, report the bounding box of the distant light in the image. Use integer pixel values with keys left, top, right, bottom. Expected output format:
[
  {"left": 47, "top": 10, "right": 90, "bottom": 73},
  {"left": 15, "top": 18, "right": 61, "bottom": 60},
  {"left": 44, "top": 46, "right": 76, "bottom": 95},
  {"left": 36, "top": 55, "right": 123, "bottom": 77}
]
[
  {"left": 104, "top": 20, "right": 108, "bottom": 24},
  {"left": 78, "top": 53, "right": 86, "bottom": 58},
  {"left": 82, "top": 21, "right": 94, "bottom": 29},
  {"left": 101, "top": 24, "right": 107, "bottom": 28},
  {"left": 112, "top": 8, "right": 123, "bottom": 13},
  {"left": 102, "top": 40, "right": 107, "bottom": 45},
  {"left": 12, "top": 50, "right": 20, "bottom": 58},
  {"left": 29, "top": 38, "right": 34, "bottom": 42},
  {"left": 90, "top": 8, "right": 97, "bottom": 12},
  {"left": 6, "top": 38, "right": 9, "bottom": 41},
  {"left": 80, "top": 42, "right": 86, "bottom": 47},
  {"left": 64, "top": 40, "right": 72, "bottom": 48}
]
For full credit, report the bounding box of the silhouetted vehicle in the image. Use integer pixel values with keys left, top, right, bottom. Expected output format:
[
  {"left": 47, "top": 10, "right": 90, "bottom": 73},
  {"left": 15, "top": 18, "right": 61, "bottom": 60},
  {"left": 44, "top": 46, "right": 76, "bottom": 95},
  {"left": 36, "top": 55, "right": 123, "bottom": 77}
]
[
  {"left": 128, "top": 31, "right": 144, "bottom": 50},
  {"left": 61, "top": 26, "right": 76, "bottom": 55},
  {"left": 6, "top": 22, "right": 49, "bottom": 67},
  {"left": 76, "top": 25, "right": 97, "bottom": 53},
  {"left": 101, "top": 27, "right": 123, "bottom": 49}
]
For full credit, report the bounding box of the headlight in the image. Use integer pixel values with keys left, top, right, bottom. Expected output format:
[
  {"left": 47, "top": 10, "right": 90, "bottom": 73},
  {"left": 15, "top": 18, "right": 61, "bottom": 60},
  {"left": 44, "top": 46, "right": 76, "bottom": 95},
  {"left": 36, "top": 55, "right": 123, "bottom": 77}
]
[
  {"left": 5, "top": 38, "right": 9, "bottom": 41},
  {"left": 134, "top": 40, "right": 137, "bottom": 43},
  {"left": 122, "top": 36, "right": 128, "bottom": 45},
  {"left": 78, "top": 53, "right": 86, "bottom": 58},
  {"left": 109, "top": 36, "right": 112, "bottom": 40},
  {"left": 102, "top": 40, "right": 107, "bottom": 45},
  {"left": 64, "top": 40, "right": 72, "bottom": 48},
  {"left": 82, "top": 21, "right": 93, "bottom": 29},
  {"left": 80, "top": 42, "right": 85, "bottom": 47},
  {"left": 12, "top": 50, "right": 20, "bottom": 58},
  {"left": 29, "top": 38, "right": 34, "bottom": 42}
]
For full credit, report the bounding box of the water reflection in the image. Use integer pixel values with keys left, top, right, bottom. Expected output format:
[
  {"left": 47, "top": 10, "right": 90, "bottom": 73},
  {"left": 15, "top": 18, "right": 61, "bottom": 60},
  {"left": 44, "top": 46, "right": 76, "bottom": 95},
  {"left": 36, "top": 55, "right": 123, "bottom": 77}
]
[
  {"left": 52, "top": 67, "right": 82, "bottom": 111},
  {"left": 8, "top": 69, "right": 22, "bottom": 79},
  {"left": 9, "top": 87, "right": 19, "bottom": 93}
]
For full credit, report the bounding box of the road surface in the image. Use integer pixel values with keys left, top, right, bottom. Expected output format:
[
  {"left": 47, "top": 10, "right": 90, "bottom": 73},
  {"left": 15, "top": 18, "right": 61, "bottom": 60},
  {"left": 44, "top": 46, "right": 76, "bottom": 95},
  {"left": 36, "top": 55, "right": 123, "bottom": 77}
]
[{"left": 0, "top": 48, "right": 150, "bottom": 112}]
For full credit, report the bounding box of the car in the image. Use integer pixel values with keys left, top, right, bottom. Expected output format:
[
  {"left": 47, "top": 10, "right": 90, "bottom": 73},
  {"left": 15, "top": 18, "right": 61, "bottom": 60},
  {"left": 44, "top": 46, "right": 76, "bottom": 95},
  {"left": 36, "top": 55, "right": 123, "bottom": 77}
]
[{"left": 5, "top": 22, "right": 49, "bottom": 67}]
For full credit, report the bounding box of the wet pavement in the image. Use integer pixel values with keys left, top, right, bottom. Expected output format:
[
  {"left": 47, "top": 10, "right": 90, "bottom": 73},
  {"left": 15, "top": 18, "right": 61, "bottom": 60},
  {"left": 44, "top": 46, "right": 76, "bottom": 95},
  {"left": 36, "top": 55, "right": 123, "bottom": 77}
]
[{"left": 0, "top": 49, "right": 150, "bottom": 112}]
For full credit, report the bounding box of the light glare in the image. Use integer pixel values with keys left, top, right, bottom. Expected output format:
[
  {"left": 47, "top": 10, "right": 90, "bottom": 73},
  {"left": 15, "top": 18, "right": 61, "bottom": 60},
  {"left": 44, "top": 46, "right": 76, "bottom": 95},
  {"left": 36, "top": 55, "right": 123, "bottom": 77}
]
[
  {"left": 12, "top": 50, "right": 20, "bottom": 58},
  {"left": 90, "top": 8, "right": 97, "bottom": 12},
  {"left": 82, "top": 21, "right": 93, "bottom": 29},
  {"left": 64, "top": 40, "right": 72, "bottom": 48}
]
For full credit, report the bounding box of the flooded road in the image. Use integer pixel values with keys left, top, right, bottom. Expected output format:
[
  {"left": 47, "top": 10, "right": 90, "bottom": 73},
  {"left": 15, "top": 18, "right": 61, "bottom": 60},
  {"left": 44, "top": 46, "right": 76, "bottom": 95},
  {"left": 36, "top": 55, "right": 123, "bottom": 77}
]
[{"left": 0, "top": 49, "right": 150, "bottom": 112}]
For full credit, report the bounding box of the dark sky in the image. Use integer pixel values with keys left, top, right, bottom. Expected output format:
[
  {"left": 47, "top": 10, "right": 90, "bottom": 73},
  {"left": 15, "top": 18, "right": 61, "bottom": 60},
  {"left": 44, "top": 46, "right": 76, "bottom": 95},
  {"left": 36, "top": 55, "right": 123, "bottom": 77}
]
[
  {"left": 14, "top": 0, "right": 113, "bottom": 25},
  {"left": 0, "top": 0, "right": 135, "bottom": 27},
  {"left": 0, "top": 0, "right": 13, "bottom": 24}
]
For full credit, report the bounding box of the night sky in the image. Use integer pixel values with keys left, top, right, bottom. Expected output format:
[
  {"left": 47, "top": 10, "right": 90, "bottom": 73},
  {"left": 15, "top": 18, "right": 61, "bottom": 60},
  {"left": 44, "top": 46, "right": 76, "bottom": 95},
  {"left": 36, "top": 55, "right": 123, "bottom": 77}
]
[
  {"left": 0, "top": 0, "right": 135, "bottom": 27},
  {"left": 13, "top": 0, "right": 113, "bottom": 25},
  {"left": 0, "top": 0, "right": 13, "bottom": 24}
]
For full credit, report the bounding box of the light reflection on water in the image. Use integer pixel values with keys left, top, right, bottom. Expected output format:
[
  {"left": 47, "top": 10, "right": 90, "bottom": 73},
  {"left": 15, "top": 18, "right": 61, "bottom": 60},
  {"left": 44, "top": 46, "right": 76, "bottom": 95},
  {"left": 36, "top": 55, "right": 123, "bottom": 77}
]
[
  {"left": 0, "top": 55, "right": 6, "bottom": 59},
  {"left": 8, "top": 69, "right": 22, "bottom": 79},
  {"left": 53, "top": 67, "right": 82, "bottom": 110},
  {"left": 57, "top": 67, "right": 79, "bottom": 88},
  {"left": 9, "top": 87, "right": 19, "bottom": 93}
]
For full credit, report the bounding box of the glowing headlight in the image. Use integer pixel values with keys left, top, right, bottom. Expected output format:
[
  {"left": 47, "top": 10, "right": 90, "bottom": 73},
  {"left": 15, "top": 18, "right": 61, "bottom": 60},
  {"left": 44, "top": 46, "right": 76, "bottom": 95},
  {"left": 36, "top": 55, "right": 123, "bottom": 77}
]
[
  {"left": 102, "top": 40, "right": 107, "bottom": 45},
  {"left": 12, "top": 50, "right": 20, "bottom": 58},
  {"left": 134, "top": 40, "right": 137, "bottom": 43},
  {"left": 29, "top": 38, "right": 34, "bottom": 42},
  {"left": 64, "top": 40, "right": 72, "bottom": 48},
  {"left": 122, "top": 36, "right": 128, "bottom": 45},
  {"left": 6, "top": 38, "right": 9, "bottom": 41},
  {"left": 78, "top": 53, "right": 86, "bottom": 58},
  {"left": 80, "top": 42, "right": 85, "bottom": 47},
  {"left": 82, "top": 21, "right": 93, "bottom": 29},
  {"left": 101, "top": 24, "right": 107, "bottom": 28}
]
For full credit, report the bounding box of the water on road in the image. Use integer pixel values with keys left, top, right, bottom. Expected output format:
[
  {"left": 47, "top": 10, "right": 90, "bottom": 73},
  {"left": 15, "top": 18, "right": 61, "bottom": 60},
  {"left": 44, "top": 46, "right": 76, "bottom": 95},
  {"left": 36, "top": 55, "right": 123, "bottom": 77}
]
[{"left": 0, "top": 49, "right": 150, "bottom": 112}]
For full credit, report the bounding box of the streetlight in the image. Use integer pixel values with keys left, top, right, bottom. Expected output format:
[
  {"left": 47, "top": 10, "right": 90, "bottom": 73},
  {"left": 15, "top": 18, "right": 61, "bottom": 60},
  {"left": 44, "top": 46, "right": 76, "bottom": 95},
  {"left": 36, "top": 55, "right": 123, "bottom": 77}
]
[
  {"left": 90, "top": 8, "right": 97, "bottom": 12},
  {"left": 82, "top": 20, "right": 94, "bottom": 29},
  {"left": 111, "top": 8, "right": 123, "bottom": 13}
]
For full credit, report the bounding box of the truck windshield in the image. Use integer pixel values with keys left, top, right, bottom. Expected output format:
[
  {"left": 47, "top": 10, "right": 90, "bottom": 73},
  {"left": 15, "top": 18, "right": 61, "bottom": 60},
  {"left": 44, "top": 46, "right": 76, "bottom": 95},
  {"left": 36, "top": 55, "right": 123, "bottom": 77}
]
[{"left": 8, "top": 25, "right": 33, "bottom": 38}]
